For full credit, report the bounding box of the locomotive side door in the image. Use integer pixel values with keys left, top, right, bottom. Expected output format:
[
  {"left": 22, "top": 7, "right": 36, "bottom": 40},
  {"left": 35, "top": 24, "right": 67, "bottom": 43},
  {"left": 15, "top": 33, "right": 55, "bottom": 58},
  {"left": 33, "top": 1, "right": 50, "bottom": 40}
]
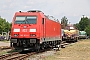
[{"left": 42, "top": 18, "right": 46, "bottom": 40}]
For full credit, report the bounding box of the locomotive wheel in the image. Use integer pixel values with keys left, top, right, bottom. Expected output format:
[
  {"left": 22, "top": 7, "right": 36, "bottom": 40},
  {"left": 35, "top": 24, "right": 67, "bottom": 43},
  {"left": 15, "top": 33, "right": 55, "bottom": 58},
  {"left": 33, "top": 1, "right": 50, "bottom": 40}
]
[
  {"left": 36, "top": 47, "right": 40, "bottom": 53},
  {"left": 35, "top": 44, "right": 40, "bottom": 53},
  {"left": 13, "top": 43, "right": 18, "bottom": 50},
  {"left": 10, "top": 42, "right": 12, "bottom": 47},
  {"left": 75, "top": 37, "right": 78, "bottom": 42},
  {"left": 41, "top": 44, "right": 44, "bottom": 50},
  {"left": 13, "top": 43, "right": 17, "bottom": 47},
  {"left": 57, "top": 45, "right": 61, "bottom": 51}
]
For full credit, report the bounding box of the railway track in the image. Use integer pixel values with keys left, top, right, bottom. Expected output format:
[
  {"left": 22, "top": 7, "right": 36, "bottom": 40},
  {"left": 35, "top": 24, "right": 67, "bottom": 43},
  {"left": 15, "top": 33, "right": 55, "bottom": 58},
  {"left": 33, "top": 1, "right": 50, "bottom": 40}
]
[
  {"left": 0, "top": 51, "right": 36, "bottom": 60},
  {"left": 0, "top": 45, "right": 56, "bottom": 60},
  {"left": 0, "top": 46, "right": 11, "bottom": 50},
  {"left": 0, "top": 41, "right": 75, "bottom": 60},
  {"left": 0, "top": 52, "right": 19, "bottom": 60},
  {"left": 0, "top": 48, "right": 51, "bottom": 60},
  {"left": 6, "top": 52, "right": 36, "bottom": 60}
]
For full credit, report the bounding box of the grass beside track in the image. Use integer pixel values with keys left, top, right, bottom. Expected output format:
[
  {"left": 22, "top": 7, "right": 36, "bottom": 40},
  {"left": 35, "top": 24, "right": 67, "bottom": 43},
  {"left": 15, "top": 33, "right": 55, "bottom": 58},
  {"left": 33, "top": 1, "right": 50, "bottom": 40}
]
[
  {"left": 0, "top": 40, "right": 10, "bottom": 43},
  {"left": 0, "top": 49, "right": 19, "bottom": 55},
  {"left": 43, "top": 39, "right": 90, "bottom": 60}
]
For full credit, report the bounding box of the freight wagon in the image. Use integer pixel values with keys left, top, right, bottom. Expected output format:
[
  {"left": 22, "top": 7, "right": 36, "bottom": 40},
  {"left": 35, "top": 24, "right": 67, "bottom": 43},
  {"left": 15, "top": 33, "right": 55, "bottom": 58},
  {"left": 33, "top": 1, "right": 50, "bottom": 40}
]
[
  {"left": 79, "top": 31, "right": 87, "bottom": 39},
  {"left": 63, "top": 25, "right": 79, "bottom": 42},
  {"left": 10, "top": 10, "right": 62, "bottom": 51}
]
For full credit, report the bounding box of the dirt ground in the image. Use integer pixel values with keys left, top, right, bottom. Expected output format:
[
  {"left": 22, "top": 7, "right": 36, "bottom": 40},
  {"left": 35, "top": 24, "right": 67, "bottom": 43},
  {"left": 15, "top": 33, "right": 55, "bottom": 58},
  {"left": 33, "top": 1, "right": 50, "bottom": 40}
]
[
  {"left": 43, "top": 39, "right": 90, "bottom": 60},
  {"left": 0, "top": 41, "right": 10, "bottom": 47}
]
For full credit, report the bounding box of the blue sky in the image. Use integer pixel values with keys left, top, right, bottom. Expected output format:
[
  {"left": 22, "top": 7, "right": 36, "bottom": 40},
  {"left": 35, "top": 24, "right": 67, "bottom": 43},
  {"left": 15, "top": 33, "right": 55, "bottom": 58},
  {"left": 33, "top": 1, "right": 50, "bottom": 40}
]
[{"left": 0, "top": 0, "right": 90, "bottom": 24}]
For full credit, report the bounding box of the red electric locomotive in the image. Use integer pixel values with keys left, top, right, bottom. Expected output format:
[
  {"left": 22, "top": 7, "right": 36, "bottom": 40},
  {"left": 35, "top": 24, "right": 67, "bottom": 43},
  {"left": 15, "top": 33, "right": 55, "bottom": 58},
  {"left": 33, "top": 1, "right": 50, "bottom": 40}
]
[{"left": 10, "top": 10, "right": 62, "bottom": 51}]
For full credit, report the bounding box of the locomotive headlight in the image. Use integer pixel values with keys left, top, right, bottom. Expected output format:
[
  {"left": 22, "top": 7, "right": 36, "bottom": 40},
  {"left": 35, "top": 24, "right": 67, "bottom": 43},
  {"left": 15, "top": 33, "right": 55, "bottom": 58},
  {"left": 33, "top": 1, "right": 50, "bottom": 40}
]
[
  {"left": 30, "top": 29, "right": 36, "bottom": 32},
  {"left": 14, "top": 28, "right": 20, "bottom": 32},
  {"left": 14, "top": 34, "right": 18, "bottom": 37},
  {"left": 30, "top": 34, "right": 36, "bottom": 37}
]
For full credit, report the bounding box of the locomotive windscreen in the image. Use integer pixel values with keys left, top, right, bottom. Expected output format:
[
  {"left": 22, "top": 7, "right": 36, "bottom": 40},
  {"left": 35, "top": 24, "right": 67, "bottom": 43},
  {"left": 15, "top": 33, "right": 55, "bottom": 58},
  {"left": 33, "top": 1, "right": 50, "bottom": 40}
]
[{"left": 15, "top": 16, "right": 37, "bottom": 24}]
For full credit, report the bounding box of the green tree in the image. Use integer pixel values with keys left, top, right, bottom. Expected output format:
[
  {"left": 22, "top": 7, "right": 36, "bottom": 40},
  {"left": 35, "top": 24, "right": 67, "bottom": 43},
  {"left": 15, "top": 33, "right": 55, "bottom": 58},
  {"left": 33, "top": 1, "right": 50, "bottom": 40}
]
[
  {"left": 0, "top": 18, "right": 5, "bottom": 33},
  {"left": 61, "top": 16, "right": 68, "bottom": 29},
  {"left": 4, "top": 21, "right": 11, "bottom": 32},
  {"left": 85, "top": 19, "right": 90, "bottom": 36},
  {"left": 85, "top": 25, "right": 90, "bottom": 36},
  {"left": 74, "top": 23, "right": 80, "bottom": 30},
  {"left": 74, "top": 15, "right": 90, "bottom": 31},
  {"left": 0, "top": 17, "right": 11, "bottom": 34},
  {"left": 74, "top": 15, "right": 90, "bottom": 36},
  {"left": 79, "top": 16, "right": 89, "bottom": 31}
]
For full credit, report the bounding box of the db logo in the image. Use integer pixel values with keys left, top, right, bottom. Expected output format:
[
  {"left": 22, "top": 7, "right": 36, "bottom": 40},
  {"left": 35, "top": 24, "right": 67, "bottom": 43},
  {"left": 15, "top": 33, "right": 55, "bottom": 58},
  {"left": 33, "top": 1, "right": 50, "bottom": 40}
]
[{"left": 22, "top": 29, "right": 27, "bottom": 32}]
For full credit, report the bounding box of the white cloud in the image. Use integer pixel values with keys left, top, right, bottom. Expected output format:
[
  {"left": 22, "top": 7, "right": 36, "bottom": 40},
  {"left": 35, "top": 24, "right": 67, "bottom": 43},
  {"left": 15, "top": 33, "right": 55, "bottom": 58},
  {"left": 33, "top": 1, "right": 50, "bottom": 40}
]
[
  {"left": 2, "top": 5, "right": 7, "bottom": 8},
  {"left": 0, "top": 0, "right": 90, "bottom": 24}
]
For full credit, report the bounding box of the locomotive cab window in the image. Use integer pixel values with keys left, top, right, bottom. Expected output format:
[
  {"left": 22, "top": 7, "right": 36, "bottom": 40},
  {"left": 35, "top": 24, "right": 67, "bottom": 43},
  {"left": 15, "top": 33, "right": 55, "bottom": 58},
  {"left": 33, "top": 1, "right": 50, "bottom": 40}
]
[
  {"left": 26, "top": 16, "right": 37, "bottom": 24},
  {"left": 15, "top": 16, "right": 26, "bottom": 24},
  {"left": 15, "top": 16, "right": 37, "bottom": 24}
]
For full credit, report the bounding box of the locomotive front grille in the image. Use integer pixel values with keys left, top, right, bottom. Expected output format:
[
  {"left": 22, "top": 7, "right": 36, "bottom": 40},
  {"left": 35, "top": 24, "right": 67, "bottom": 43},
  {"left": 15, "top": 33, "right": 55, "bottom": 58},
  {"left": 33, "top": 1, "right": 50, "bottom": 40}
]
[
  {"left": 11, "top": 39, "right": 17, "bottom": 43},
  {"left": 30, "top": 39, "right": 36, "bottom": 43}
]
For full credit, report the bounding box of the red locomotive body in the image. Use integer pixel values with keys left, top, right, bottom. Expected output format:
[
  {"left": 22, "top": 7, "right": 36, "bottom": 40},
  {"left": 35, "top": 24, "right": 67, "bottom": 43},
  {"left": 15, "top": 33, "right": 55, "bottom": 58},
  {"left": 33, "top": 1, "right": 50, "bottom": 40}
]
[{"left": 10, "top": 10, "right": 62, "bottom": 51}]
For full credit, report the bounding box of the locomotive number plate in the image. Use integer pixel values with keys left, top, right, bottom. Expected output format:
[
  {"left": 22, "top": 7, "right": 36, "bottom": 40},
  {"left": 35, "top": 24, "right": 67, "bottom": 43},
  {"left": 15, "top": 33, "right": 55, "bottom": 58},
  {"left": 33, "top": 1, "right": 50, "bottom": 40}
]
[
  {"left": 22, "top": 29, "right": 27, "bottom": 32},
  {"left": 30, "top": 39, "right": 36, "bottom": 43}
]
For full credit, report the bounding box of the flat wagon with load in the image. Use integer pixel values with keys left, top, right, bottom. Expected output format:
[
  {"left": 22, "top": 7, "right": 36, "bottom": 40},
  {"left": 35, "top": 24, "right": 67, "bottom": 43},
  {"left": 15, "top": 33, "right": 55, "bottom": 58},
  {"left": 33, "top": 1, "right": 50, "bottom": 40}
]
[
  {"left": 79, "top": 31, "right": 87, "bottom": 39},
  {"left": 63, "top": 25, "right": 79, "bottom": 42}
]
